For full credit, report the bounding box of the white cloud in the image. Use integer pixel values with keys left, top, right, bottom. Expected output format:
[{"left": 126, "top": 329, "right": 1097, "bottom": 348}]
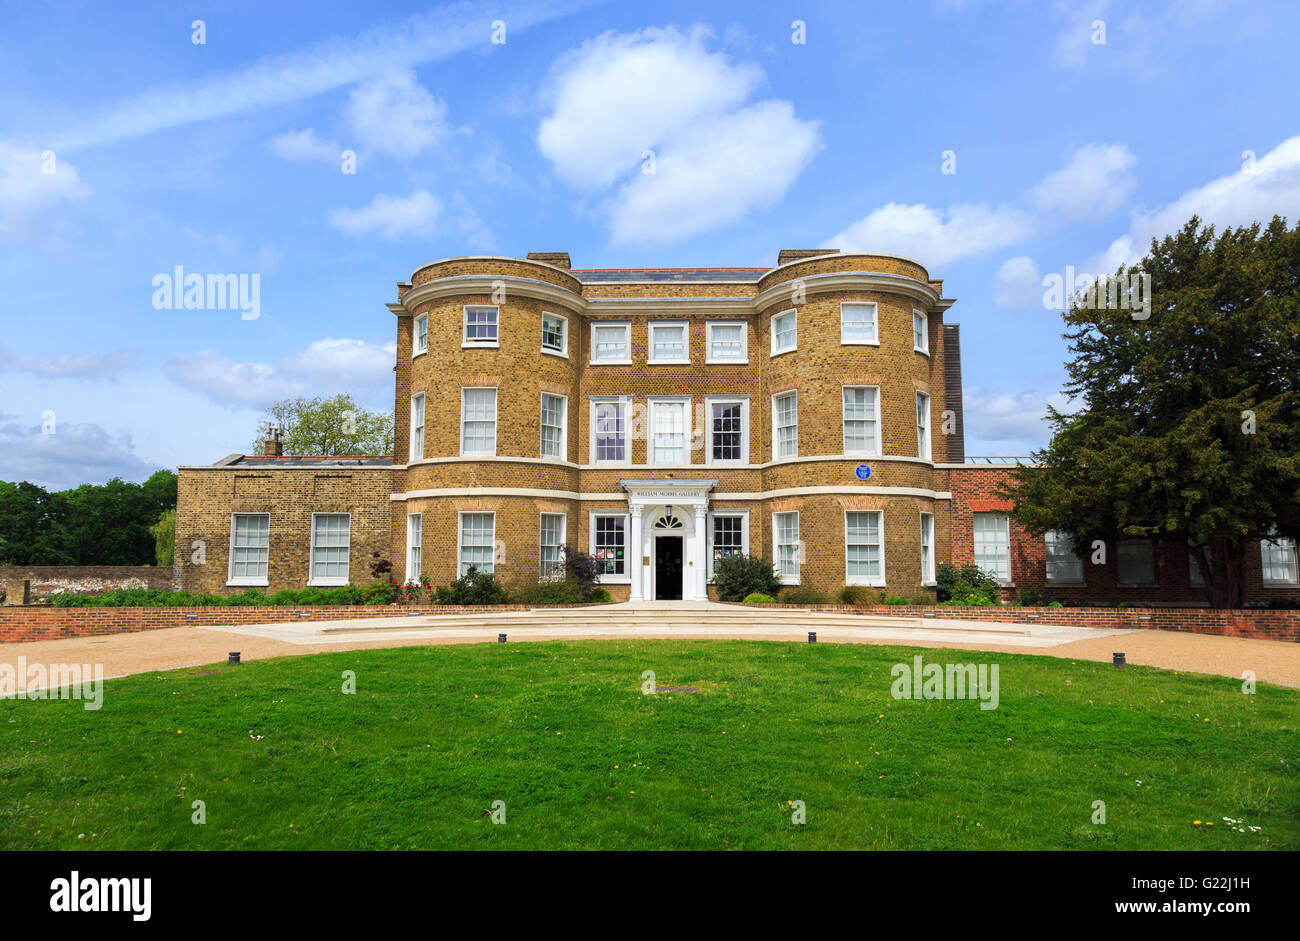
[
  {"left": 0, "top": 346, "right": 137, "bottom": 380},
  {"left": 270, "top": 128, "right": 340, "bottom": 164},
  {"left": 1029, "top": 143, "right": 1137, "bottom": 220},
  {"left": 1089, "top": 134, "right": 1300, "bottom": 271},
  {"left": 0, "top": 419, "right": 161, "bottom": 490},
  {"left": 281, "top": 338, "right": 398, "bottom": 388},
  {"left": 1051, "top": 0, "right": 1113, "bottom": 71},
  {"left": 963, "top": 388, "right": 1070, "bottom": 453},
  {"left": 0, "top": 141, "right": 90, "bottom": 249},
  {"left": 825, "top": 202, "right": 1034, "bottom": 268},
  {"left": 993, "top": 256, "right": 1045, "bottom": 312},
  {"left": 328, "top": 190, "right": 441, "bottom": 240},
  {"left": 53, "top": 0, "right": 590, "bottom": 149},
  {"left": 344, "top": 69, "right": 449, "bottom": 159},
  {"left": 537, "top": 25, "right": 821, "bottom": 246}
]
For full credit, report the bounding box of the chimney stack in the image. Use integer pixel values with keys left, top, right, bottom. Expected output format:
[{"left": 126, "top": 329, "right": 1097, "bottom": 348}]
[{"left": 263, "top": 423, "right": 283, "bottom": 457}]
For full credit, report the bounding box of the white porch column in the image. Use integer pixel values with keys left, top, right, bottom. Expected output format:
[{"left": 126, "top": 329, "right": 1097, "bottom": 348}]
[
  {"left": 628, "top": 502, "right": 645, "bottom": 601},
  {"left": 692, "top": 504, "right": 709, "bottom": 601}
]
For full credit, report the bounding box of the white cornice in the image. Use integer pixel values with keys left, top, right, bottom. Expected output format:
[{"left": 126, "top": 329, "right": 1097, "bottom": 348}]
[
  {"left": 754, "top": 270, "right": 942, "bottom": 312},
  {"left": 388, "top": 485, "right": 953, "bottom": 502}
]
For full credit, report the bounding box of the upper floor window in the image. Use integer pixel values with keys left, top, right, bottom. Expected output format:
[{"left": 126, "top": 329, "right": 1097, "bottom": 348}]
[
  {"left": 591, "top": 322, "right": 631, "bottom": 364},
  {"left": 591, "top": 397, "right": 630, "bottom": 465},
  {"left": 409, "top": 392, "right": 425, "bottom": 460},
  {"left": 773, "top": 391, "right": 798, "bottom": 459},
  {"left": 650, "top": 398, "right": 689, "bottom": 464},
  {"left": 463, "top": 306, "right": 499, "bottom": 347},
  {"left": 540, "top": 392, "right": 567, "bottom": 460},
  {"left": 649, "top": 321, "right": 689, "bottom": 364},
  {"left": 841, "top": 301, "right": 878, "bottom": 345},
  {"left": 916, "top": 391, "right": 931, "bottom": 460},
  {"left": 228, "top": 513, "right": 269, "bottom": 586},
  {"left": 1117, "top": 539, "right": 1154, "bottom": 585},
  {"left": 706, "top": 321, "right": 747, "bottom": 363},
  {"left": 413, "top": 313, "right": 428, "bottom": 356},
  {"left": 1261, "top": 530, "right": 1299, "bottom": 584},
  {"left": 913, "top": 309, "right": 929, "bottom": 354},
  {"left": 707, "top": 397, "right": 747, "bottom": 464},
  {"left": 541, "top": 312, "right": 567, "bottom": 356},
  {"left": 460, "top": 387, "right": 497, "bottom": 456},
  {"left": 309, "top": 513, "right": 351, "bottom": 586},
  {"left": 1045, "top": 530, "right": 1083, "bottom": 583},
  {"left": 771, "top": 309, "right": 796, "bottom": 355},
  {"left": 842, "top": 386, "right": 880, "bottom": 456},
  {"left": 973, "top": 513, "right": 1011, "bottom": 583}
]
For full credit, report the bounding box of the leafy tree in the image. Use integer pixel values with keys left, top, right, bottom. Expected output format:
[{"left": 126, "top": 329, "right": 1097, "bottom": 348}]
[
  {"left": 150, "top": 509, "right": 176, "bottom": 567},
  {"left": 1004, "top": 216, "right": 1300, "bottom": 608},
  {"left": 253, "top": 394, "right": 394, "bottom": 456}
]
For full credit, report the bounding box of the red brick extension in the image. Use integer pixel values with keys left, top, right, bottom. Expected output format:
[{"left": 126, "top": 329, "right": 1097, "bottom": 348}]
[{"left": 1, "top": 602, "right": 1296, "bottom": 645}]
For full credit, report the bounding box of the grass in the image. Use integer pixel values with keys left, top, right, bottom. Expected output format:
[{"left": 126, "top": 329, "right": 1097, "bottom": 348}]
[{"left": 2, "top": 640, "right": 1296, "bottom": 850}]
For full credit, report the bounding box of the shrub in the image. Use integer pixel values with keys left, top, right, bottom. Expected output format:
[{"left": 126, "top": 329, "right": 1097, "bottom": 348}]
[
  {"left": 1013, "top": 588, "right": 1050, "bottom": 607},
  {"left": 561, "top": 546, "right": 603, "bottom": 600},
  {"left": 743, "top": 592, "right": 775, "bottom": 604},
  {"left": 778, "top": 585, "right": 825, "bottom": 606},
  {"left": 836, "top": 585, "right": 882, "bottom": 606},
  {"left": 435, "top": 566, "right": 508, "bottom": 606},
  {"left": 226, "top": 588, "right": 268, "bottom": 606},
  {"left": 884, "top": 596, "right": 911, "bottom": 605},
  {"left": 713, "top": 554, "right": 782, "bottom": 602},
  {"left": 269, "top": 589, "right": 302, "bottom": 606},
  {"left": 935, "top": 563, "right": 1001, "bottom": 603},
  {"left": 588, "top": 587, "right": 612, "bottom": 603},
  {"left": 518, "top": 579, "right": 582, "bottom": 605}
]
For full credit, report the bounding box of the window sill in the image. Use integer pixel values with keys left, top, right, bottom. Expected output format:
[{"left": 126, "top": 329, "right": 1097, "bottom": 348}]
[
  {"left": 307, "top": 579, "right": 349, "bottom": 587},
  {"left": 226, "top": 579, "right": 268, "bottom": 588},
  {"left": 459, "top": 451, "right": 498, "bottom": 458},
  {"left": 596, "top": 576, "right": 631, "bottom": 585},
  {"left": 770, "top": 347, "right": 797, "bottom": 359},
  {"left": 1047, "top": 580, "right": 1086, "bottom": 587},
  {"left": 841, "top": 339, "right": 880, "bottom": 347},
  {"left": 412, "top": 348, "right": 427, "bottom": 359},
  {"left": 541, "top": 347, "right": 568, "bottom": 359},
  {"left": 846, "top": 579, "right": 886, "bottom": 588},
  {"left": 914, "top": 346, "right": 930, "bottom": 356},
  {"left": 462, "top": 341, "right": 500, "bottom": 349},
  {"left": 646, "top": 359, "right": 691, "bottom": 366},
  {"left": 589, "top": 359, "right": 633, "bottom": 366},
  {"left": 706, "top": 358, "right": 748, "bottom": 365},
  {"left": 1262, "top": 580, "right": 1300, "bottom": 587}
]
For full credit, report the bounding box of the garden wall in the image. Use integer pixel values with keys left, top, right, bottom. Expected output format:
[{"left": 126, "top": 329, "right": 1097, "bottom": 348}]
[{"left": 1, "top": 566, "right": 175, "bottom": 602}]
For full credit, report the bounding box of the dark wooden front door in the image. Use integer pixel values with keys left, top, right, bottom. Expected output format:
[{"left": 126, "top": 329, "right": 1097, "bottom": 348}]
[{"left": 654, "top": 537, "right": 683, "bottom": 600}]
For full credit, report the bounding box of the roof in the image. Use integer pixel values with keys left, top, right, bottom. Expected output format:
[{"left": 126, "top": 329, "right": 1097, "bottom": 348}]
[
  {"left": 201, "top": 454, "right": 396, "bottom": 469},
  {"left": 570, "top": 268, "right": 768, "bottom": 283}
]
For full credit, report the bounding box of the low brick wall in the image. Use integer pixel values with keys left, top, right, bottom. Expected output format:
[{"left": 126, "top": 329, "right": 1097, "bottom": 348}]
[
  {"left": 1, "top": 566, "right": 175, "bottom": 601},
  {"left": 731, "top": 603, "right": 1300, "bottom": 642}
]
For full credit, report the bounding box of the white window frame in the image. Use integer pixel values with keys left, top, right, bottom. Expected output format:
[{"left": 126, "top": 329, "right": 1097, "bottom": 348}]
[
  {"left": 771, "top": 309, "right": 797, "bottom": 356},
  {"left": 1045, "top": 530, "right": 1084, "bottom": 584},
  {"left": 590, "top": 321, "right": 632, "bottom": 365},
  {"left": 588, "top": 510, "right": 631, "bottom": 584},
  {"left": 460, "top": 386, "right": 498, "bottom": 457},
  {"left": 457, "top": 511, "right": 496, "bottom": 577},
  {"left": 773, "top": 510, "right": 801, "bottom": 584},
  {"left": 920, "top": 512, "right": 935, "bottom": 586},
  {"left": 705, "top": 396, "right": 748, "bottom": 466},
  {"left": 840, "top": 301, "right": 879, "bottom": 346},
  {"left": 648, "top": 396, "right": 691, "bottom": 466},
  {"left": 409, "top": 392, "right": 425, "bottom": 461},
  {"left": 1260, "top": 531, "right": 1298, "bottom": 585},
  {"left": 412, "top": 313, "right": 428, "bottom": 357},
  {"left": 916, "top": 391, "right": 932, "bottom": 461},
  {"left": 844, "top": 510, "right": 886, "bottom": 587},
  {"left": 308, "top": 512, "right": 351, "bottom": 587},
  {"left": 541, "top": 311, "right": 568, "bottom": 358},
  {"left": 462, "top": 305, "right": 500, "bottom": 348},
  {"left": 842, "top": 385, "right": 881, "bottom": 457},
  {"left": 973, "top": 512, "right": 1012, "bottom": 584},
  {"left": 589, "top": 396, "right": 632, "bottom": 466},
  {"left": 706, "top": 320, "right": 748, "bottom": 364},
  {"left": 707, "top": 510, "right": 750, "bottom": 578},
  {"left": 772, "top": 391, "right": 798, "bottom": 461},
  {"left": 913, "top": 308, "right": 929, "bottom": 354},
  {"left": 406, "top": 513, "right": 422, "bottom": 584},
  {"left": 539, "top": 512, "right": 567, "bottom": 580},
  {"left": 647, "top": 320, "right": 690, "bottom": 365},
  {"left": 227, "top": 512, "right": 270, "bottom": 586},
  {"left": 1116, "top": 538, "right": 1155, "bottom": 586},
  {"left": 540, "top": 392, "right": 568, "bottom": 461}
]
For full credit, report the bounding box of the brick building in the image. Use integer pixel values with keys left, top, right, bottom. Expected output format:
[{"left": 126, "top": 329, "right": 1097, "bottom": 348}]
[{"left": 174, "top": 250, "right": 1299, "bottom": 604}]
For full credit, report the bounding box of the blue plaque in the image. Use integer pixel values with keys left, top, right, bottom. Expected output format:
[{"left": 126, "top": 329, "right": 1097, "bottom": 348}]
[{"left": 855, "top": 464, "right": 871, "bottom": 480}]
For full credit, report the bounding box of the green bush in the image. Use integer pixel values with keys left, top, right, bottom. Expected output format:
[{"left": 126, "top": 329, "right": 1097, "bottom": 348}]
[
  {"left": 588, "top": 587, "right": 612, "bottom": 603},
  {"left": 1013, "top": 588, "right": 1050, "bottom": 607},
  {"left": 518, "top": 579, "right": 583, "bottom": 605},
  {"left": 935, "top": 563, "right": 1002, "bottom": 604},
  {"left": 778, "top": 585, "right": 825, "bottom": 606},
  {"left": 713, "top": 554, "right": 782, "bottom": 602},
  {"left": 269, "top": 589, "right": 302, "bottom": 606},
  {"left": 742, "top": 592, "right": 775, "bottom": 604},
  {"left": 836, "top": 585, "right": 882, "bottom": 606},
  {"left": 435, "top": 566, "right": 508, "bottom": 606},
  {"left": 884, "top": 596, "right": 911, "bottom": 605}
]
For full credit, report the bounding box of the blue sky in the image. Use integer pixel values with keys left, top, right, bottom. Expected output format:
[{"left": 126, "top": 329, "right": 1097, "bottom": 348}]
[{"left": 1, "top": 0, "right": 1297, "bottom": 488}]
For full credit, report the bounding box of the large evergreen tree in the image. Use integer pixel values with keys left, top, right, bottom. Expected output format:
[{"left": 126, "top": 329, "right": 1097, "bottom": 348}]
[{"left": 1006, "top": 216, "right": 1300, "bottom": 607}]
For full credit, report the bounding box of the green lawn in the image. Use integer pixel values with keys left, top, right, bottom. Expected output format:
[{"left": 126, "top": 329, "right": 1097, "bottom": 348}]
[{"left": 2, "top": 640, "right": 1296, "bottom": 850}]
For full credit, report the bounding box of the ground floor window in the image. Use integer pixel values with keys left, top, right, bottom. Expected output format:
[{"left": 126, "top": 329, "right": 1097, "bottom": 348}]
[
  {"left": 1045, "top": 530, "right": 1083, "bottom": 584},
  {"left": 540, "top": 513, "right": 566, "bottom": 578},
  {"left": 1117, "top": 539, "right": 1154, "bottom": 585},
  {"left": 1261, "top": 532, "right": 1298, "bottom": 584},
  {"left": 920, "top": 512, "right": 935, "bottom": 585},
  {"left": 309, "top": 513, "right": 351, "bottom": 585},
  {"left": 592, "top": 514, "right": 626, "bottom": 578},
  {"left": 458, "top": 512, "right": 496, "bottom": 576},
  {"left": 973, "top": 513, "right": 1011, "bottom": 583},
  {"left": 406, "top": 513, "right": 422, "bottom": 583},
  {"left": 775, "top": 511, "right": 800, "bottom": 583},
  {"left": 229, "top": 513, "right": 269, "bottom": 585},
  {"left": 845, "top": 510, "right": 884, "bottom": 586},
  {"left": 710, "top": 514, "right": 745, "bottom": 572}
]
